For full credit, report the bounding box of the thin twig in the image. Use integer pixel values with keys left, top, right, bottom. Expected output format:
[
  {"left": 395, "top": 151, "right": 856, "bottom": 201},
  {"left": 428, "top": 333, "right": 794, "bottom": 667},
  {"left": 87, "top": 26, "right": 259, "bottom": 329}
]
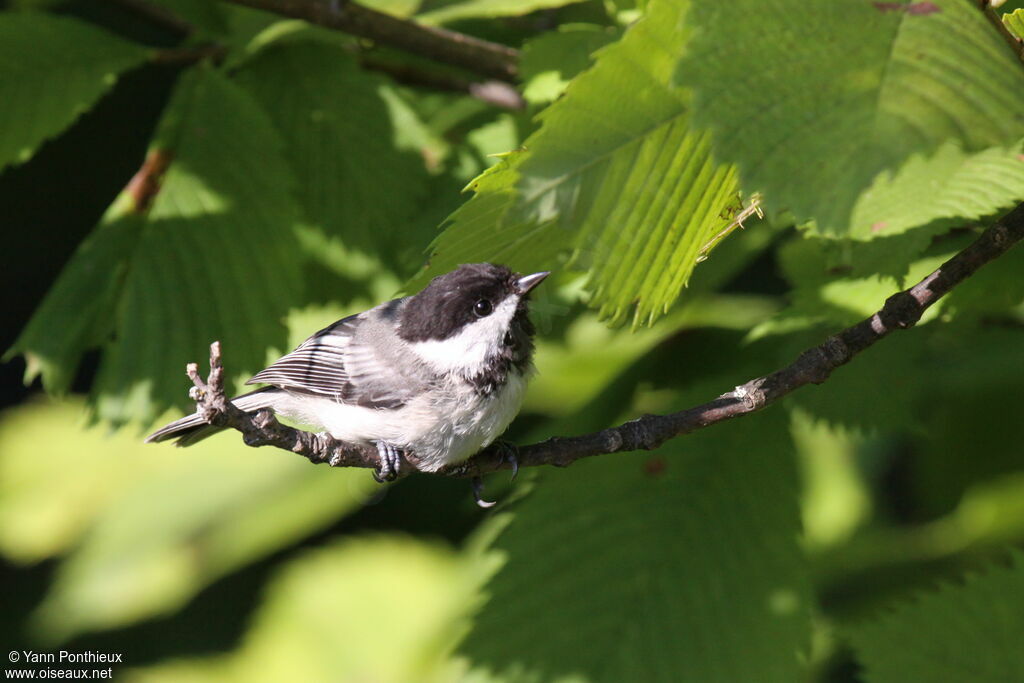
[
  {"left": 359, "top": 58, "right": 525, "bottom": 110},
  {"left": 121, "top": 0, "right": 520, "bottom": 106},
  {"left": 181, "top": 202, "right": 1024, "bottom": 479},
  {"left": 219, "top": 0, "right": 519, "bottom": 82}
]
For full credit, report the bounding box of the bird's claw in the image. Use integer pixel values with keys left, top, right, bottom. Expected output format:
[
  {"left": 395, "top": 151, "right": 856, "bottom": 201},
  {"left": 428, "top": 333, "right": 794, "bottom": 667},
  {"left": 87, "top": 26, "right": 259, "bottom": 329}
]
[
  {"left": 496, "top": 441, "right": 520, "bottom": 482},
  {"left": 469, "top": 442, "right": 520, "bottom": 507},
  {"left": 373, "top": 441, "right": 402, "bottom": 483},
  {"left": 472, "top": 476, "right": 496, "bottom": 508}
]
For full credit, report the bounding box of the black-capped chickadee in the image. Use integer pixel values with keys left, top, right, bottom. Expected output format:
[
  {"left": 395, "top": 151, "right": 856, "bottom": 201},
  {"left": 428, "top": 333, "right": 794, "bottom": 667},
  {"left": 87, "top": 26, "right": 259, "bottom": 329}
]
[{"left": 146, "top": 263, "right": 549, "bottom": 482}]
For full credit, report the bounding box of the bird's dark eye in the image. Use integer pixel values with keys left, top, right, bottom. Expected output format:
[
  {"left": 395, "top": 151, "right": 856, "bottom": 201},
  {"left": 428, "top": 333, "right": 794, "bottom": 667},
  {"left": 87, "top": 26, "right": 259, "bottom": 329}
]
[{"left": 474, "top": 299, "right": 493, "bottom": 317}]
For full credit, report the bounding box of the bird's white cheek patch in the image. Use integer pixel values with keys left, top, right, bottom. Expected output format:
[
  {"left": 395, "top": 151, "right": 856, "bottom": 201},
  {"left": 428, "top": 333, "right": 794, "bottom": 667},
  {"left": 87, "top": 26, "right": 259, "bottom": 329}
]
[{"left": 409, "top": 296, "right": 518, "bottom": 376}]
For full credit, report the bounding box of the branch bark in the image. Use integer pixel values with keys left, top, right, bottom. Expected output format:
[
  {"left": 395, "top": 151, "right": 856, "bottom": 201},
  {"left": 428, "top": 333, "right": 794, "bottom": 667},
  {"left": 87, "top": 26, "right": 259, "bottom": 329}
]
[
  {"left": 182, "top": 202, "right": 1024, "bottom": 479},
  {"left": 218, "top": 0, "right": 519, "bottom": 82}
]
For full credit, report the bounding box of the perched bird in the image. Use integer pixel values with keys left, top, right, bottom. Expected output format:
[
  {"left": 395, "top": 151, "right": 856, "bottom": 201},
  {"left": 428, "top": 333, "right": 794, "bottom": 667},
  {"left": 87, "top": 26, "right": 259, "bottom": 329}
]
[{"left": 146, "top": 263, "right": 548, "bottom": 483}]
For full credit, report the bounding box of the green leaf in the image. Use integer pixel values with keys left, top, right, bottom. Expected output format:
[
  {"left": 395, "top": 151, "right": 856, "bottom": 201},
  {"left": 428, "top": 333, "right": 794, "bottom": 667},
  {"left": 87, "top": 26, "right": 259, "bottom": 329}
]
[
  {"left": 1004, "top": 8, "right": 1024, "bottom": 40},
  {"left": 360, "top": 0, "right": 422, "bottom": 17},
  {"left": 680, "top": 0, "right": 1024, "bottom": 235},
  {"left": 908, "top": 325, "right": 1024, "bottom": 515},
  {"left": 149, "top": 0, "right": 228, "bottom": 35},
  {"left": 783, "top": 235, "right": 958, "bottom": 325},
  {"left": 0, "top": 12, "right": 149, "bottom": 172},
  {"left": 418, "top": 0, "right": 586, "bottom": 24},
  {"left": 232, "top": 41, "right": 429, "bottom": 256},
  {"left": 0, "top": 399, "right": 375, "bottom": 638},
  {"left": 520, "top": 24, "right": 620, "bottom": 105},
  {"left": 849, "top": 139, "right": 1024, "bottom": 239},
  {"left": 462, "top": 411, "right": 810, "bottom": 682},
  {"left": 4, "top": 200, "right": 144, "bottom": 393},
  {"left": 10, "top": 66, "right": 304, "bottom": 426},
  {"left": 844, "top": 220, "right": 958, "bottom": 282},
  {"left": 848, "top": 554, "right": 1024, "bottom": 683},
  {"left": 130, "top": 537, "right": 475, "bottom": 682},
  {"left": 942, "top": 232, "right": 1024, "bottom": 317},
  {"left": 422, "top": 0, "right": 743, "bottom": 327}
]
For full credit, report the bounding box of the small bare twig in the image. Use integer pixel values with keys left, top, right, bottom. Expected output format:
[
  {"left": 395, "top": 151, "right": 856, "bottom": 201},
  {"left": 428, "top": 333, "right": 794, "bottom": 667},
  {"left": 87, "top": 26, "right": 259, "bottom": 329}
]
[
  {"left": 180, "top": 202, "right": 1024, "bottom": 480},
  {"left": 219, "top": 0, "right": 519, "bottom": 82},
  {"left": 358, "top": 59, "right": 526, "bottom": 110},
  {"left": 120, "top": 0, "right": 522, "bottom": 107}
]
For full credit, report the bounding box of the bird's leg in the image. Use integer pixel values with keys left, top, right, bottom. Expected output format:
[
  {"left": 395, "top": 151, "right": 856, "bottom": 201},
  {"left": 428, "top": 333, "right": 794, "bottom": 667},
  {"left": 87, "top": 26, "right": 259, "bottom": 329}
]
[{"left": 373, "top": 441, "right": 402, "bottom": 483}]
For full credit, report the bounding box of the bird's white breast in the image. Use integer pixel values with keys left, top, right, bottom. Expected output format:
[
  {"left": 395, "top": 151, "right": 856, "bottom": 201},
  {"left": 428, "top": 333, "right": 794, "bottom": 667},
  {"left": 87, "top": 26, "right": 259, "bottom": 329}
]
[{"left": 272, "top": 368, "right": 530, "bottom": 472}]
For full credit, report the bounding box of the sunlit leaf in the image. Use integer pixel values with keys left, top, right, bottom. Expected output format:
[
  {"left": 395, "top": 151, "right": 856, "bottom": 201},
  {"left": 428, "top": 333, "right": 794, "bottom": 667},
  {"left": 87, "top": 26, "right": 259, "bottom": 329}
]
[
  {"left": 418, "top": 0, "right": 586, "bottom": 24},
  {"left": 421, "top": 0, "right": 742, "bottom": 328},
  {"left": 680, "top": 0, "right": 1024, "bottom": 235},
  {"left": 360, "top": 0, "right": 422, "bottom": 17},
  {"left": 0, "top": 12, "right": 148, "bottom": 172},
  {"left": 1003, "top": 8, "right": 1024, "bottom": 39},
  {"left": 850, "top": 139, "right": 1024, "bottom": 239},
  {"left": 0, "top": 399, "right": 375, "bottom": 639},
  {"left": 130, "top": 537, "right": 476, "bottom": 682},
  {"left": 520, "top": 24, "right": 619, "bottom": 105}
]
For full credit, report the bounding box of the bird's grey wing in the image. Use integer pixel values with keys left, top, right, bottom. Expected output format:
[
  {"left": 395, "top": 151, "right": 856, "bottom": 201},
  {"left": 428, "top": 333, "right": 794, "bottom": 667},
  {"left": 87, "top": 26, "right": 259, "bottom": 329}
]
[{"left": 246, "top": 313, "right": 413, "bottom": 409}]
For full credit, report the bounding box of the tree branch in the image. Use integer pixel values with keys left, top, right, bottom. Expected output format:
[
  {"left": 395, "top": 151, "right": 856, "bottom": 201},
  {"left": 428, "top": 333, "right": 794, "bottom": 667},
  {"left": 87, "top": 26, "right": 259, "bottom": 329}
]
[
  {"left": 218, "top": 0, "right": 519, "bottom": 82},
  {"left": 182, "top": 202, "right": 1024, "bottom": 479},
  {"left": 122, "top": 0, "right": 523, "bottom": 108}
]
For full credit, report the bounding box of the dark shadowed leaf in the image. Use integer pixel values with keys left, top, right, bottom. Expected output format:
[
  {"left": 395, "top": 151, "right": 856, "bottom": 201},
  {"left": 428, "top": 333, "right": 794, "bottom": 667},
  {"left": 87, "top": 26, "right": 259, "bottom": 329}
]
[
  {"left": 11, "top": 66, "right": 304, "bottom": 426},
  {"left": 849, "top": 554, "right": 1024, "bottom": 683},
  {"left": 462, "top": 410, "right": 810, "bottom": 682},
  {"left": 0, "top": 12, "right": 149, "bottom": 172},
  {"left": 233, "top": 40, "right": 429, "bottom": 256}
]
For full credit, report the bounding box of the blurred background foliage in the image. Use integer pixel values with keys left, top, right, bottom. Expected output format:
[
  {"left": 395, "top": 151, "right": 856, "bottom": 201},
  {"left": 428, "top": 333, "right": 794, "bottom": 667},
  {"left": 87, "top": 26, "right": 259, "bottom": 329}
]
[{"left": 1, "top": 0, "right": 1024, "bottom": 681}]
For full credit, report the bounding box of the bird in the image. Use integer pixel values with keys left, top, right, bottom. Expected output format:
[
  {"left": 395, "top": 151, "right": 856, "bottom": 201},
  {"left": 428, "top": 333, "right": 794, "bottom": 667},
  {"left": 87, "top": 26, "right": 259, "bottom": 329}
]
[{"left": 146, "top": 263, "right": 549, "bottom": 485}]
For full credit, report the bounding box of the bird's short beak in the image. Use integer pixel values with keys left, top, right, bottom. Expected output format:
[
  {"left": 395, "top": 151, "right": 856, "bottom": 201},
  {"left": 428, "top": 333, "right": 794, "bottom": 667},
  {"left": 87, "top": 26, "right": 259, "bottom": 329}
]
[{"left": 516, "top": 271, "right": 550, "bottom": 295}]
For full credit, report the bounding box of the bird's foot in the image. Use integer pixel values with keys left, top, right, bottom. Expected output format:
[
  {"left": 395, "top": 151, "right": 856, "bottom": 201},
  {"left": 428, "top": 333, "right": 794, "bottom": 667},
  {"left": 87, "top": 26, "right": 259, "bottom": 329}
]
[
  {"left": 373, "top": 441, "right": 402, "bottom": 483},
  {"left": 469, "top": 441, "right": 520, "bottom": 508},
  {"left": 493, "top": 440, "right": 520, "bottom": 481}
]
